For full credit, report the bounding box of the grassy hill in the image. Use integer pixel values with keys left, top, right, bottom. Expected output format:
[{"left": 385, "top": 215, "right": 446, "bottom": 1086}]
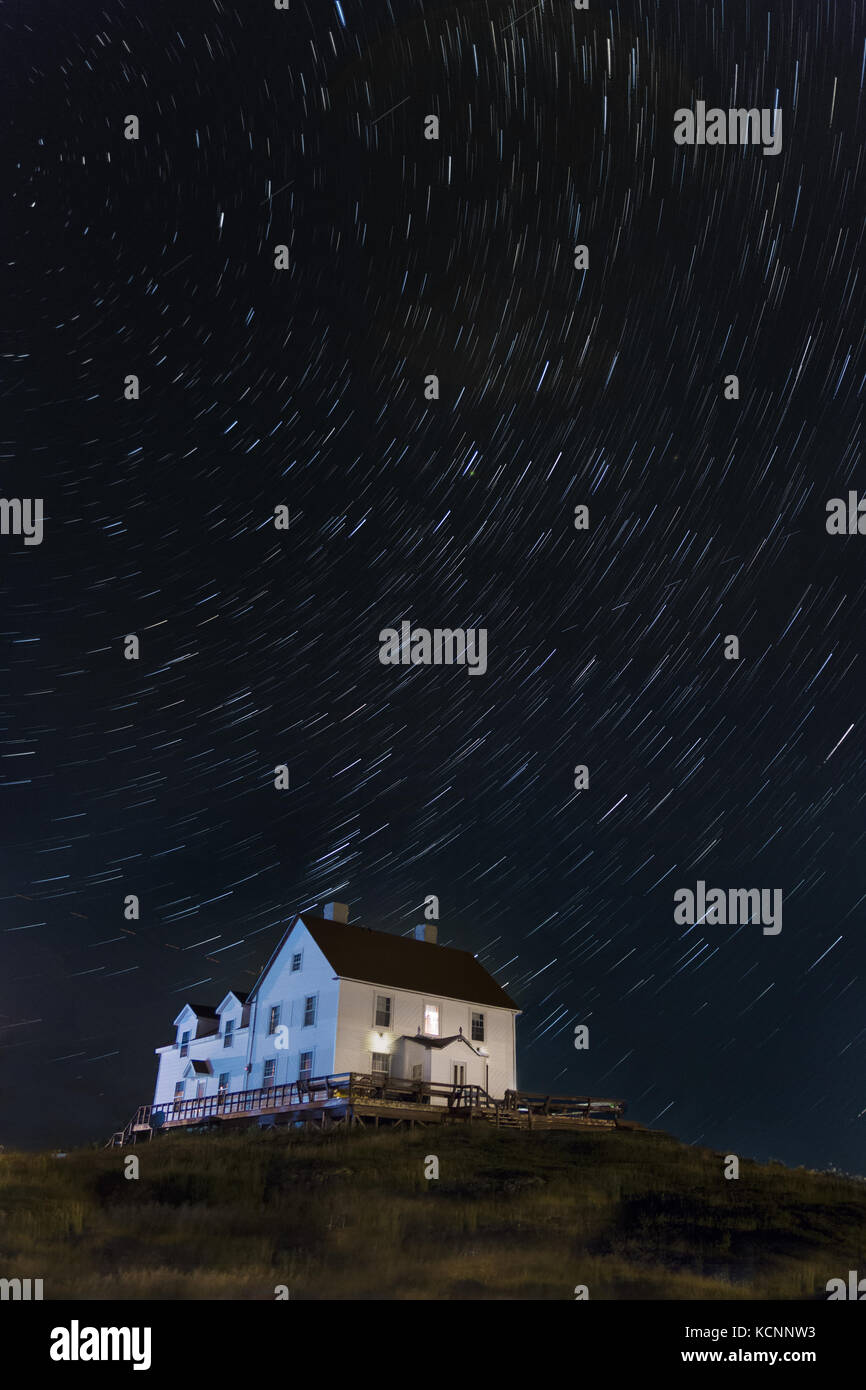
[{"left": 1, "top": 1122, "right": 863, "bottom": 1299}]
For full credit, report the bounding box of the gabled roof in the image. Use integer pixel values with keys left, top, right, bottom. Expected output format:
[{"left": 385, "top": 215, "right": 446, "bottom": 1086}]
[
  {"left": 216, "top": 990, "right": 250, "bottom": 1013},
  {"left": 290, "top": 914, "right": 519, "bottom": 1010},
  {"left": 184, "top": 1059, "right": 213, "bottom": 1077},
  {"left": 173, "top": 1002, "right": 219, "bottom": 1027}
]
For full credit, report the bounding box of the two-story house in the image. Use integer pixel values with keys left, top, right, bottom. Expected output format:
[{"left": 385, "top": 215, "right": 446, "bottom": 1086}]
[{"left": 152, "top": 903, "right": 520, "bottom": 1111}]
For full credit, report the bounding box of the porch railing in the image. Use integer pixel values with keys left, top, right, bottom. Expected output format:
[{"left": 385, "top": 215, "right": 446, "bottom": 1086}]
[{"left": 149, "top": 1072, "right": 625, "bottom": 1127}]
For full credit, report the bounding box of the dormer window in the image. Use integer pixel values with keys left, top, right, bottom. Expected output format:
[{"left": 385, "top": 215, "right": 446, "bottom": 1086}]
[
  {"left": 179, "top": 1030, "right": 190, "bottom": 1057},
  {"left": 223, "top": 1019, "right": 235, "bottom": 1048}
]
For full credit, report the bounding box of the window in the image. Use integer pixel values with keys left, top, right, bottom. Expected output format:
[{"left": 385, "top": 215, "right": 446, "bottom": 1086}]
[
  {"left": 291, "top": 952, "right": 303, "bottom": 973},
  {"left": 263, "top": 1059, "right": 276, "bottom": 1087},
  {"left": 303, "top": 995, "right": 317, "bottom": 1027},
  {"left": 452, "top": 1063, "right": 466, "bottom": 1086},
  {"left": 374, "top": 994, "right": 392, "bottom": 1029},
  {"left": 471, "top": 1011, "right": 485, "bottom": 1042},
  {"left": 179, "top": 1030, "right": 190, "bottom": 1057},
  {"left": 223, "top": 1018, "right": 235, "bottom": 1048},
  {"left": 196, "top": 1080, "right": 206, "bottom": 1100},
  {"left": 299, "top": 1051, "right": 313, "bottom": 1082},
  {"left": 173, "top": 1082, "right": 184, "bottom": 1107},
  {"left": 411, "top": 1064, "right": 422, "bottom": 1082},
  {"left": 268, "top": 1004, "right": 281, "bottom": 1034},
  {"left": 423, "top": 1003, "right": 440, "bottom": 1037},
  {"left": 371, "top": 1052, "right": 390, "bottom": 1076},
  {"left": 218, "top": 1073, "right": 229, "bottom": 1095}
]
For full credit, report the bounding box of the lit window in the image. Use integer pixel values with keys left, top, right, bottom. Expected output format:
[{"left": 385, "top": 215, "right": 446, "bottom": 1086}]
[
  {"left": 218, "top": 1074, "right": 229, "bottom": 1095},
  {"left": 423, "top": 1003, "right": 440, "bottom": 1037}
]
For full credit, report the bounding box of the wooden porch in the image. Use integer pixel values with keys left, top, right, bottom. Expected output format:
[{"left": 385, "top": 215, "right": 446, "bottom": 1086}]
[{"left": 106, "top": 1073, "right": 626, "bottom": 1146}]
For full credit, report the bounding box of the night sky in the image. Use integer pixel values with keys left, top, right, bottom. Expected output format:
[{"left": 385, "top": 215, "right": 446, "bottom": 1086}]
[{"left": 3, "top": 0, "right": 864, "bottom": 1173}]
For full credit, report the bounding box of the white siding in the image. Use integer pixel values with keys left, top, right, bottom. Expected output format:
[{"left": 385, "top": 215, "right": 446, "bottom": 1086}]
[
  {"left": 334, "top": 979, "right": 517, "bottom": 1096},
  {"left": 152, "top": 1029, "right": 249, "bottom": 1109},
  {"left": 246, "top": 922, "right": 339, "bottom": 1087},
  {"left": 153, "top": 1046, "right": 183, "bottom": 1109}
]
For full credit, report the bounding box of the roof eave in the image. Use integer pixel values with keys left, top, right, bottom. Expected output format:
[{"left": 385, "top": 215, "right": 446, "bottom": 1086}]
[{"left": 334, "top": 973, "right": 519, "bottom": 1012}]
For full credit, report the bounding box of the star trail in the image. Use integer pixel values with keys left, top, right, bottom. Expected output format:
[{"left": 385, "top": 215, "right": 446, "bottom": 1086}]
[{"left": 2, "top": 0, "right": 864, "bottom": 1175}]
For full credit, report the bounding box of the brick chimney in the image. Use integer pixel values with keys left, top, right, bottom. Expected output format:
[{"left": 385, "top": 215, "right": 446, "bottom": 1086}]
[
  {"left": 323, "top": 902, "right": 349, "bottom": 923},
  {"left": 413, "top": 923, "right": 438, "bottom": 944}
]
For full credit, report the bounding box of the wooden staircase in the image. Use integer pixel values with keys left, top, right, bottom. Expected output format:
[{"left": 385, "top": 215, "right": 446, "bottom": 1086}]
[
  {"left": 446, "top": 1084, "right": 522, "bottom": 1127},
  {"left": 105, "top": 1105, "right": 153, "bottom": 1149}
]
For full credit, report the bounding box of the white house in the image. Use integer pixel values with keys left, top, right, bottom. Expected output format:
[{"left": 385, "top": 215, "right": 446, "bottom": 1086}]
[{"left": 152, "top": 904, "right": 521, "bottom": 1113}]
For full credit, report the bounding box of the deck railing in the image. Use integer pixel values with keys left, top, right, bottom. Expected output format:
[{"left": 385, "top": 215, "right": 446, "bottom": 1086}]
[
  {"left": 154, "top": 1073, "right": 352, "bottom": 1126},
  {"left": 154, "top": 1072, "right": 482, "bottom": 1125},
  {"left": 136, "top": 1073, "right": 625, "bottom": 1131}
]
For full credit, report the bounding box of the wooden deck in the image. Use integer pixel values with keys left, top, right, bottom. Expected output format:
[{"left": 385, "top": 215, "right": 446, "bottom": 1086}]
[{"left": 107, "top": 1074, "right": 626, "bottom": 1146}]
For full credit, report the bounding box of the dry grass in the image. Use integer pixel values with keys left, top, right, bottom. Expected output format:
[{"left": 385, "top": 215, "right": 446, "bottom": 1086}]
[{"left": 0, "top": 1124, "right": 862, "bottom": 1299}]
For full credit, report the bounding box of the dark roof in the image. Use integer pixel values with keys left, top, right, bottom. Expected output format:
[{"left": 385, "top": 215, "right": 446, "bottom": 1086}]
[
  {"left": 189, "top": 1003, "right": 218, "bottom": 1018},
  {"left": 295, "top": 915, "right": 519, "bottom": 1010},
  {"left": 188, "top": 1060, "right": 212, "bottom": 1075}
]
